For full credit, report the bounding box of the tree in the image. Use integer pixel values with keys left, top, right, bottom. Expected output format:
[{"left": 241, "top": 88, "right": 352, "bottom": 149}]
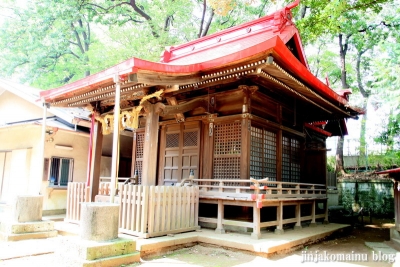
[
  {"left": 0, "top": 0, "right": 100, "bottom": 88},
  {"left": 0, "top": 0, "right": 278, "bottom": 88},
  {"left": 296, "top": 0, "right": 397, "bottom": 175}
]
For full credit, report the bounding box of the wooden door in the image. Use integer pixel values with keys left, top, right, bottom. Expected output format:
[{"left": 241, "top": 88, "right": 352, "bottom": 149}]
[{"left": 159, "top": 121, "right": 200, "bottom": 185}]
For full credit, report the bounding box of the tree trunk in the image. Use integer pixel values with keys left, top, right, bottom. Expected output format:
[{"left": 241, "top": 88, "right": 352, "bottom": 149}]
[
  {"left": 356, "top": 49, "right": 369, "bottom": 157},
  {"left": 335, "top": 33, "right": 351, "bottom": 175}
]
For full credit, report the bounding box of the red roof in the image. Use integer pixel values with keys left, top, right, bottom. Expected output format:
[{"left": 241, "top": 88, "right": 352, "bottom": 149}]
[
  {"left": 376, "top": 168, "right": 400, "bottom": 175},
  {"left": 39, "top": 0, "right": 361, "bottom": 120}
]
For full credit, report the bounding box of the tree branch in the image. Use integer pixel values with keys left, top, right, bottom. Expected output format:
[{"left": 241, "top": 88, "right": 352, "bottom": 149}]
[
  {"left": 356, "top": 49, "right": 370, "bottom": 98},
  {"left": 200, "top": 9, "right": 214, "bottom": 37},
  {"left": 71, "top": 22, "right": 85, "bottom": 55},
  {"left": 198, "top": 0, "right": 207, "bottom": 38}
]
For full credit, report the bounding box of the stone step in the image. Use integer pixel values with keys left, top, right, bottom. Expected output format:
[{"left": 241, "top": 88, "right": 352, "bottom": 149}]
[
  {"left": 1, "top": 220, "right": 55, "bottom": 234},
  {"left": 0, "top": 230, "right": 58, "bottom": 241},
  {"left": 79, "top": 251, "right": 140, "bottom": 267},
  {"left": 386, "top": 238, "right": 400, "bottom": 251}
]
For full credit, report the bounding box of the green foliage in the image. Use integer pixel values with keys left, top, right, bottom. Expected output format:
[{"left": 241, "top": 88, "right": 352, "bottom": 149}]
[
  {"left": 327, "top": 156, "right": 336, "bottom": 172},
  {"left": 374, "top": 113, "right": 400, "bottom": 150},
  {"left": 339, "top": 181, "right": 394, "bottom": 218}
]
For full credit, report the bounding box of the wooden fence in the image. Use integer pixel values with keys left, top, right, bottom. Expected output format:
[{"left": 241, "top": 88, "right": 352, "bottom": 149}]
[
  {"left": 65, "top": 182, "right": 90, "bottom": 224},
  {"left": 95, "top": 183, "right": 200, "bottom": 238}
]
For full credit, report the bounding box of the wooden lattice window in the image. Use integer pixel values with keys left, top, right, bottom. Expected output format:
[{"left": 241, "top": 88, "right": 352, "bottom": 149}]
[
  {"left": 250, "top": 126, "right": 277, "bottom": 181},
  {"left": 282, "top": 135, "right": 301, "bottom": 183},
  {"left": 184, "top": 131, "right": 198, "bottom": 147},
  {"left": 166, "top": 133, "right": 180, "bottom": 148},
  {"left": 133, "top": 131, "right": 144, "bottom": 184},
  {"left": 213, "top": 122, "right": 241, "bottom": 182}
]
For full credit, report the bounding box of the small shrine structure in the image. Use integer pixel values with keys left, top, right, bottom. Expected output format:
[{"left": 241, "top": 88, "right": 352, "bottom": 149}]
[{"left": 39, "top": 0, "right": 362, "bottom": 238}]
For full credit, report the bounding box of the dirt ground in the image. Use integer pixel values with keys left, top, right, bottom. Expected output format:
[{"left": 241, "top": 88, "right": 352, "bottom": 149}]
[
  {"left": 128, "top": 218, "right": 397, "bottom": 267},
  {"left": 0, "top": 218, "right": 397, "bottom": 267}
]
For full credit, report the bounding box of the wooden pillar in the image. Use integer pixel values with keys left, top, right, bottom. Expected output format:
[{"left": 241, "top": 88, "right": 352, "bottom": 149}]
[
  {"left": 324, "top": 199, "right": 329, "bottom": 224},
  {"left": 275, "top": 201, "right": 284, "bottom": 234},
  {"left": 89, "top": 120, "right": 103, "bottom": 201},
  {"left": 141, "top": 103, "right": 160, "bottom": 186},
  {"left": 251, "top": 202, "right": 261, "bottom": 239},
  {"left": 241, "top": 116, "right": 250, "bottom": 180},
  {"left": 276, "top": 129, "right": 282, "bottom": 182},
  {"left": 310, "top": 200, "right": 317, "bottom": 227},
  {"left": 295, "top": 203, "right": 302, "bottom": 229},
  {"left": 395, "top": 182, "right": 400, "bottom": 231},
  {"left": 110, "top": 76, "right": 121, "bottom": 203},
  {"left": 202, "top": 118, "right": 215, "bottom": 180},
  {"left": 215, "top": 199, "right": 225, "bottom": 234},
  {"left": 36, "top": 103, "right": 48, "bottom": 195},
  {"left": 276, "top": 104, "right": 282, "bottom": 182}
]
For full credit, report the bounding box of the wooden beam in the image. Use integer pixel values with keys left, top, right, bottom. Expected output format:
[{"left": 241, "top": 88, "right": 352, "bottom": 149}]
[
  {"left": 166, "top": 97, "right": 185, "bottom": 122},
  {"left": 159, "top": 98, "right": 208, "bottom": 117}
]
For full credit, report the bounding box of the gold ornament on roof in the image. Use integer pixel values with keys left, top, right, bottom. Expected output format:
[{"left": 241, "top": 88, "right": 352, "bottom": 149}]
[
  {"left": 95, "top": 114, "right": 114, "bottom": 135},
  {"left": 95, "top": 89, "right": 164, "bottom": 134}
]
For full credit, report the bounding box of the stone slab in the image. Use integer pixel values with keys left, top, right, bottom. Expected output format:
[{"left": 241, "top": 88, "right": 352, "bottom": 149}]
[
  {"left": 0, "top": 230, "right": 58, "bottom": 241},
  {"left": 1, "top": 220, "right": 54, "bottom": 234},
  {"left": 55, "top": 236, "right": 139, "bottom": 267}
]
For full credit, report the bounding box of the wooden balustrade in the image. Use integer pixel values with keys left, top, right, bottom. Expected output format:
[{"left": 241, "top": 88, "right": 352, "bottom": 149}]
[
  {"left": 180, "top": 178, "right": 326, "bottom": 201},
  {"left": 65, "top": 182, "right": 90, "bottom": 224}
]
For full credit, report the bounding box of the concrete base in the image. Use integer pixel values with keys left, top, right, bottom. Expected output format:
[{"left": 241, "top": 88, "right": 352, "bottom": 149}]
[
  {"left": 56, "top": 237, "right": 140, "bottom": 267},
  {"left": 0, "top": 220, "right": 57, "bottom": 241},
  {"left": 294, "top": 225, "right": 302, "bottom": 230},
  {"left": 309, "top": 222, "right": 318, "bottom": 227}
]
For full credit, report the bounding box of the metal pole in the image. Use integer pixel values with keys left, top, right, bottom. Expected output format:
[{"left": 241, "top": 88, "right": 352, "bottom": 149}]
[
  {"left": 110, "top": 76, "right": 121, "bottom": 203},
  {"left": 37, "top": 102, "right": 48, "bottom": 195}
]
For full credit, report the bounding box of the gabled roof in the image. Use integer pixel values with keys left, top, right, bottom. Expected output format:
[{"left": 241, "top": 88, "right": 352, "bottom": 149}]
[
  {"left": 0, "top": 79, "right": 91, "bottom": 127},
  {"left": 39, "top": 0, "right": 362, "bottom": 124}
]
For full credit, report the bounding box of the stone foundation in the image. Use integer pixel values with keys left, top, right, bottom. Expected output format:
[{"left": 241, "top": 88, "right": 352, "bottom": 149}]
[
  {"left": 57, "top": 202, "right": 139, "bottom": 266},
  {"left": 0, "top": 195, "right": 57, "bottom": 241}
]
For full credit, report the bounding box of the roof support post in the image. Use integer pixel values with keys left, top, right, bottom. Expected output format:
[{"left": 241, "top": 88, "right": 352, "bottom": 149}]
[
  {"left": 110, "top": 76, "right": 121, "bottom": 203},
  {"left": 86, "top": 113, "right": 95, "bottom": 187},
  {"left": 36, "top": 102, "right": 49, "bottom": 195},
  {"left": 141, "top": 102, "right": 161, "bottom": 186},
  {"left": 89, "top": 120, "right": 103, "bottom": 201}
]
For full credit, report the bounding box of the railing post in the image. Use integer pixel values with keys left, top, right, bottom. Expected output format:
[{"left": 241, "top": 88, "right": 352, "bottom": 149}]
[
  {"left": 275, "top": 201, "right": 284, "bottom": 234},
  {"left": 251, "top": 202, "right": 261, "bottom": 239},
  {"left": 215, "top": 199, "right": 225, "bottom": 234},
  {"left": 310, "top": 200, "right": 317, "bottom": 227},
  {"left": 294, "top": 203, "right": 301, "bottom": 229}
]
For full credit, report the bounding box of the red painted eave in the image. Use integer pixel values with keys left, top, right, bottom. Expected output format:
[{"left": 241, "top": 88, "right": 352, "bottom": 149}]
[
  {"left": 304, "top": 123, "right": 332, "bottom": 137},
  {"left": 376, "top": 168, "right": 400, "bottom": 175}
]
